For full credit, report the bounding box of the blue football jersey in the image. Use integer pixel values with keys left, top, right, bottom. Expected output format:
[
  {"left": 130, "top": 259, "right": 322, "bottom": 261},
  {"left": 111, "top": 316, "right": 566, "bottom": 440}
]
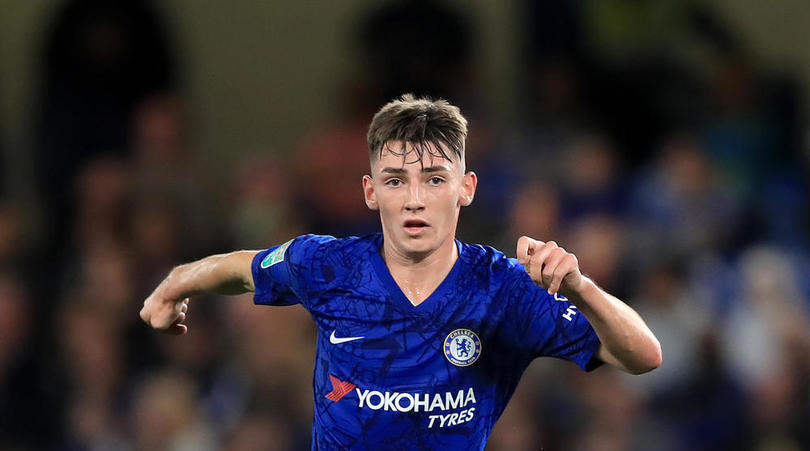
[{"left": 252, "top": 234, "right": 602, "bottom": 450}]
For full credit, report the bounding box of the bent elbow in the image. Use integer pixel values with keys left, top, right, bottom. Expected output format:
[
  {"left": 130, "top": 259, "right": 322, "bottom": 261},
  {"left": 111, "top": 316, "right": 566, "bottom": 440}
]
[{"left": 631, "top": 340, "right": 663, "bottom": 375}]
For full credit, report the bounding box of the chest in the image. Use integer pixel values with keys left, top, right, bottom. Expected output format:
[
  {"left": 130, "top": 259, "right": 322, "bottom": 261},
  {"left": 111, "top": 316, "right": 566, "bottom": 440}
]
[{"left": 309, "top": 286, "right": 496, "bottom": 385}]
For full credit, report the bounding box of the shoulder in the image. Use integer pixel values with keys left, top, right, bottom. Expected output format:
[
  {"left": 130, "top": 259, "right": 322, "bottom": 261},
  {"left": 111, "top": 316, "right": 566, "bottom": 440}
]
[
  {"left": 287, "top": 233, "right": 380, "bottom": 280},
  {"left": 259, "top": 234, "right": 379, "bottom": 294},
  {"left": 461, "top": 243, "right": 524, "bottom": 274},
  {"left": 458, "top": 241, "right": 526, "bottom": 284},
  {"left": 459, "top": 241, "right": 548, "bottom": 306},
  {"left": 287, "top": 233, "right": 378, "bottom": 257}
]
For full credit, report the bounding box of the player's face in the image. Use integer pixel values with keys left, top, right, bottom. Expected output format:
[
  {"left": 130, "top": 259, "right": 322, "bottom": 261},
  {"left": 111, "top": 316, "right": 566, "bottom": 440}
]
[{"left": 363, "top": 141, "right": 477, "bottom": 259}]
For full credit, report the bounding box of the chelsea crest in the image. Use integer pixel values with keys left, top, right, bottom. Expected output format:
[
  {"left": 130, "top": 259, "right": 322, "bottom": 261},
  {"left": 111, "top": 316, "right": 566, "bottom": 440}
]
[{"left": 444, "top": 329, "right": 482, "bottom": 367}]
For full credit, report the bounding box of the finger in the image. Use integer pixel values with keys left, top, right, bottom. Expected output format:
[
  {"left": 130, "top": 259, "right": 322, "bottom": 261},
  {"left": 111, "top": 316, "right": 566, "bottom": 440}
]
[
  {"left": 165, "top": 314, "right": 188, "bottom": 335},
  {"left": 139, "top": 304, "right": 150, "bottom": 324},
  {"left": 155, "top": 305, "right": 184, "bottom": 330},
  {"left": 181, "top": 302, "right": 188, "bottom": 314},
  {"left": 540, "top": 248, "right": 566, "bottom": 291},
  {"left": 516, "top": 236, "right": 532, "bottom": 264},
  {"left": 166, "top": 323, "right": 188, "bottom": 335},
  {"left": 547, "top": 253, "right": 574, "bottom": 294},
  {"left": 531, "top": 241, "right": 558, "bottom": 268},
  {"left": 529, "top": 241, "right": 558, "bottom": 284}
]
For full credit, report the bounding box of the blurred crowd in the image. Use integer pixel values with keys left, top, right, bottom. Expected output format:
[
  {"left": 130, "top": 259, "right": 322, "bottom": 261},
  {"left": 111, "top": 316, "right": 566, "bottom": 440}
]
[{"left": 1, "top": 1, "right": 809, "bottom": 450}]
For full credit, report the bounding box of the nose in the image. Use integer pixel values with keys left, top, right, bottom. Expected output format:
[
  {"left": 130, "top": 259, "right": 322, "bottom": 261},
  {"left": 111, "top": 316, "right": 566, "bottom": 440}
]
[{"left": 404, "top": 181, "right": 425, "bottom": 212}]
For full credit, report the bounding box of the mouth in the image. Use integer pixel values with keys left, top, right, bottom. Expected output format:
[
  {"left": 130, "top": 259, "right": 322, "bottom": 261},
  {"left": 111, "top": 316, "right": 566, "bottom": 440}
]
[{"left": 403, "top": 219, "right": 430, "bottom": 236}]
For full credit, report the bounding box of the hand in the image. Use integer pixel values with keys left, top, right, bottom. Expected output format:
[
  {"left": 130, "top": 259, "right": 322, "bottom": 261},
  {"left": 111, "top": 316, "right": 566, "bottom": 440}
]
[
  {"left": 139, "top": 272, "right": 190, "bottom": 335},
  {"left": 516, "top": 236, "right": 584, "bottom": 297}
]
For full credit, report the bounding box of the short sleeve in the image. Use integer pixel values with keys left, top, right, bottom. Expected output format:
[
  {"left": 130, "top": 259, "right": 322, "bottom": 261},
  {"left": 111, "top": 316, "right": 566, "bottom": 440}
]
[
  {"left": 251, "top": 234, "right": 335, "bottom": 307},
  {"left": 500, "top": 264, "right": 603, "bottom": 371}
]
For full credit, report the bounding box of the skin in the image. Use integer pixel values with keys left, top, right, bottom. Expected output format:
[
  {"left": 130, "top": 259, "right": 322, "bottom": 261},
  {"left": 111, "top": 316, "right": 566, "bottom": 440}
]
[
  {"left": 361, "top": 141, "right": 477, "bottom": 305},
  {"left": 140, "top": 139, "right": 662, "bottom": 374},
  {"left": 516, "top": 237, "right": 662, "bottom": 374}
]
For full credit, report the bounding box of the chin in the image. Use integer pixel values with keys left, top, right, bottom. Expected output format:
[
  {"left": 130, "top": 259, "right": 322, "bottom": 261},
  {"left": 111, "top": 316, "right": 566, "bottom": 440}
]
[
  {"left": 402, "top": 240, "right": 433, "bottom": 253},
  {"left": 399, "top": 236, "right": 437, "bottom": 254}
]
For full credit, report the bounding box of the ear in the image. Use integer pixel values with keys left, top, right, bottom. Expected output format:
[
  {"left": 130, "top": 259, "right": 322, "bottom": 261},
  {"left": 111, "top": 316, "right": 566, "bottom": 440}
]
[
  {"left": 459, "top": 171, "right": 478, "bottom": 207},
  {"left": 362, "top": 175, "right": 378, "bottom": 210}
]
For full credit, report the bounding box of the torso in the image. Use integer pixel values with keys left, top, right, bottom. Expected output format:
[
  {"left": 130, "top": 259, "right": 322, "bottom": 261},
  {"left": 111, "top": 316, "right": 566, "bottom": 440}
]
[{"left": 251, "top": 233, "right": 602, "bottom": 450}]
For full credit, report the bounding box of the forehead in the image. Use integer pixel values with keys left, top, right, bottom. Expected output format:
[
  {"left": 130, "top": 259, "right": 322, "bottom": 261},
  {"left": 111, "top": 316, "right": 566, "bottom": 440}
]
[{"left": 373, "top": 141, "right": 461, "bottom": 172}]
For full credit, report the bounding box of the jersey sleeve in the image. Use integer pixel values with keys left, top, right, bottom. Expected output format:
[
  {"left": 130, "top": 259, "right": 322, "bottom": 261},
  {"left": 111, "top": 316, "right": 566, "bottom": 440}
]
[
  {"left": 500, "top": 263, "right": 603, "bottom": 371},
  {"left": 251, "top": 234, "right": 335, "bottom": 307}
]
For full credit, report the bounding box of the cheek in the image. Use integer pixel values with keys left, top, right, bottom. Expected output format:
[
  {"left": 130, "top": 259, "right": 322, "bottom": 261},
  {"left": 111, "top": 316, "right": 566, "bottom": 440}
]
[
  {"left": 375, "top": 191, "right": 401, "bottom": 215},
  {"left": 430, "top": 190, "right": 460, "bottom": 219}
]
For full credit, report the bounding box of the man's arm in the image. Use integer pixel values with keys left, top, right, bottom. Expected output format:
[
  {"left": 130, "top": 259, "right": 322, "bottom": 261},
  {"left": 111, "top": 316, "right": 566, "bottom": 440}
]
[
  {"left": 516, "top": 236, "right": 662, "bottom": 374},
  {"left": 139, "top": 250, "right": 258, "bottom": 335}
]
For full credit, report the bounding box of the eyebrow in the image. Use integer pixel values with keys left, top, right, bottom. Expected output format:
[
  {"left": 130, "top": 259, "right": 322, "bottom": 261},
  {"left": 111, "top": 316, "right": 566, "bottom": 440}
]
[{"left": 380, "top": 165, "right": 452, "bottom": 175}]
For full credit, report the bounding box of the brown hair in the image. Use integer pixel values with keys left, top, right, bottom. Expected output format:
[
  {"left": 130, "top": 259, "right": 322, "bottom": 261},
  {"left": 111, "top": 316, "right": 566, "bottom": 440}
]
[{"left": 366, "top": 94, "right": 468, "bottom": 164}]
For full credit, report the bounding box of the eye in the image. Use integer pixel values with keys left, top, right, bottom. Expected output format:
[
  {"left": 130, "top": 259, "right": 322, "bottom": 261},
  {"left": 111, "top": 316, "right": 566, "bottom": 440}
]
[
  {"left": 428, "top": 176, "right": 445, "bottom": 186},
  {"left": 385, "top": 178, "right": 402, "bottom": 187}
]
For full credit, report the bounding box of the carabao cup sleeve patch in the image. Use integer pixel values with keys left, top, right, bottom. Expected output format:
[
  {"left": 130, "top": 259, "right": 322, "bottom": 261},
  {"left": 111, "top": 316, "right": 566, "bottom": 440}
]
[
  {"left": 260, "top": 239, "right": 292, "bottom": 269},
  {"left": 251, "top": 234, "right": 337, "bottom": 308},
  {"left": 252, "top": 239, "right": 299, "bottom": 306}
]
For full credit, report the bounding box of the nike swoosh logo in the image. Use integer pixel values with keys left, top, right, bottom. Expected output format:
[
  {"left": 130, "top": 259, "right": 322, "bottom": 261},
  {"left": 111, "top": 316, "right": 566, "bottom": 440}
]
[{"left": 329, "top": 330, "right": 364, "bottom": 344}]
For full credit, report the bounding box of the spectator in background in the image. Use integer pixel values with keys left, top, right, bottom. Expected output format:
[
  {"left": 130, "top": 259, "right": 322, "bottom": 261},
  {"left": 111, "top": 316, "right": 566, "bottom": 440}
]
[
  {"left": 557, "top": 135, "right": 625, "bottom": 223},
  {"left": 224, "top": 410, "right": 295, "bottom": 451},
  {"left": 292, "top": 0, "right": 481, "bottom": 237},
  {"left": 128, "top": 371, "right": 215, "bottom": 451},
  {"left": 57, "top": 295, "right": 127, "bottom": 448},
  {"left": 720, "top": 247, "right": 810, "bottom": 448},
  {"left": 564, "top": 214, "right": 624, "bottom": 294},
  {"left": 292, "top": 115, "right": 379, "bottom": 236},
  {"left": 36, "top": 0, "right": 176, "bottom": 257},
  {"left": 131, "top": 94, "right": 221, "bottom": 258},
  {"left": 70, "top": 156, "right": 131, "bottom": 252},
  {"left": 627, "top": 134, "right": 739, "bottom": 262},
  {"left": 356, "top": 0, "right": 476, "bottom": 107},
  {"left": 492, "top": 181, "right": 561, "bottom": 254},
  {"left": 630, "top": 260, "right": 708, "bottom": 396},
  {"left": 228, "top": 156, "right": 303, "bottom": 249}
]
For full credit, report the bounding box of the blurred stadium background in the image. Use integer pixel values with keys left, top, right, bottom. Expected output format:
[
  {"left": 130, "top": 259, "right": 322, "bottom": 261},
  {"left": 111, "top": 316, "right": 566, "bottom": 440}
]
[{"left": 1, "top": 0, "right": 809, "bottom": 449}]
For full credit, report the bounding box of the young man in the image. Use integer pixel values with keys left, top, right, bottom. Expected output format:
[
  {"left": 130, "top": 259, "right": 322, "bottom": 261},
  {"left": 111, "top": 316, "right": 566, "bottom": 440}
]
[{"left": 140, "top": 95, "right": 661, "bottom": 449}]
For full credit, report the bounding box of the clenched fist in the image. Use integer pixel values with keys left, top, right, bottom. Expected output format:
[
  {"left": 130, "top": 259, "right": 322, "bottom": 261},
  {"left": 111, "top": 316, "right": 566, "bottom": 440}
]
[
  {"left": 139, "top": 269, "right": 191, "bottom": 335},
  {"left": 516, "top": 236, "right": 584, "bottom": 297},
  {"left": 140, "top": 294, "right": 189, "bottom": 335}
]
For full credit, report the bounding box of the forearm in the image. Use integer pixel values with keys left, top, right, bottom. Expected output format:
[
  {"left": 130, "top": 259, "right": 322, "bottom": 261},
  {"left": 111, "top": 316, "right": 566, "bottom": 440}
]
[
  {"left": 563, "top": 278, "right": 662, "bottom": 374},
  {"left": 141, "top": 250, "right": 257, "bottom": 333},
  {"left": 163, "top": 251, "right": 257, "bottom": 299}
]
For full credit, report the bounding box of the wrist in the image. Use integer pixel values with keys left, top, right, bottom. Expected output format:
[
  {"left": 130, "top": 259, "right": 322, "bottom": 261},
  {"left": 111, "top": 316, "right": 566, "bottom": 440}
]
[
  {"left": 560, "top": 276, "right": 596, "bottom": 305},
  {"left": 163, "top": 265, "right": 192, "bottom": 301}
]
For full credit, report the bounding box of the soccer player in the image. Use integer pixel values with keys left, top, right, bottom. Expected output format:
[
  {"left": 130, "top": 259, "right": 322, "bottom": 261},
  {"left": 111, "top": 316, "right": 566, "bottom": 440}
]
[{"left": 140, "top": 95, "right": 662, "bottom": 449}]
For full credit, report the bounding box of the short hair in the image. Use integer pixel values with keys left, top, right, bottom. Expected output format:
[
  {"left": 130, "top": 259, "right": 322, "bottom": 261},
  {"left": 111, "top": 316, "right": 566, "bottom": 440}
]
[{"left": 366, "top": 94, "right": 468, "bottom": 164}]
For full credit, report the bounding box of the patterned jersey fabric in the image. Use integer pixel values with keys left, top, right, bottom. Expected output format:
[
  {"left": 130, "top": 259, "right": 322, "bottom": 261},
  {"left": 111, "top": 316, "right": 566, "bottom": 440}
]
[{"left": 252, "top": 233, "right": 602, "bottom": 450}]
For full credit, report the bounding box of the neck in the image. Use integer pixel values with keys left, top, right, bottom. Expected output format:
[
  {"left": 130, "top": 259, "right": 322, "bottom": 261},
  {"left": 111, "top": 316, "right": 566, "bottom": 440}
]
[
  {"left": 380, "top": 234, "right": 459, "bottom": 305},
  {"left": 381, "top": 234, "right": 458, "bottom": 271}
]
